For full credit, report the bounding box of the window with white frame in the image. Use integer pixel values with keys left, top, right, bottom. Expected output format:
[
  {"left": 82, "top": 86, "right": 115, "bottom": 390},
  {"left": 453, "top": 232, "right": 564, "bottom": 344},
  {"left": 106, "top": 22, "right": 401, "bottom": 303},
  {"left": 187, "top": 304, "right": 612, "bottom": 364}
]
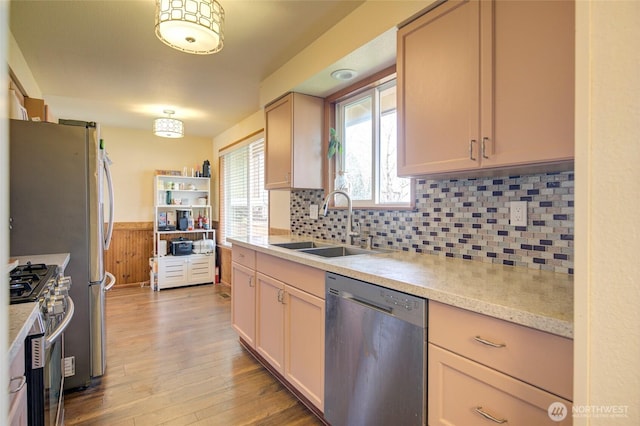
[
  {"left": 335, "top": 79, "right": 412, "bottom": 207},
  {"left": 219, "top": 134, "right": 268, "bottom": 246}
]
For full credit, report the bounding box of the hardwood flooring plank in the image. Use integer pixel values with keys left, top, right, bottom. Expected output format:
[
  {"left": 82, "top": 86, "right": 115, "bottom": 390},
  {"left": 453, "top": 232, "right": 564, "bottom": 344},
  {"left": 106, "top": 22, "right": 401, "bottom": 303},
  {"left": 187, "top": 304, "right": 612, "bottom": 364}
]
[{"left": 64, "top": 284, "right": 321, "bottom": 425}]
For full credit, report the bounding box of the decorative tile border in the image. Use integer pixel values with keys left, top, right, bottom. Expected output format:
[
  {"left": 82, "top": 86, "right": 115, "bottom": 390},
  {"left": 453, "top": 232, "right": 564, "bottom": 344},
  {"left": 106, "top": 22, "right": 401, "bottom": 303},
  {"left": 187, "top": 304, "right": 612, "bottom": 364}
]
[{"left": 291, "top": 171, "right": 574, "bottom": 274}]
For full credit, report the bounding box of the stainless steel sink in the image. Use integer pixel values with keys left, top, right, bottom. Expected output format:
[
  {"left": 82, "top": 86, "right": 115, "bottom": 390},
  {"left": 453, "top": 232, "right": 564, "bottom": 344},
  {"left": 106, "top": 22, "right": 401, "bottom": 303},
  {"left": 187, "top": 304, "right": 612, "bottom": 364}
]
[
  {"left": 271, "top": 241, "right": 331, "bottom": 250},
  {"left": 298, "top": 246, "right": 379, "bottom": 257}
]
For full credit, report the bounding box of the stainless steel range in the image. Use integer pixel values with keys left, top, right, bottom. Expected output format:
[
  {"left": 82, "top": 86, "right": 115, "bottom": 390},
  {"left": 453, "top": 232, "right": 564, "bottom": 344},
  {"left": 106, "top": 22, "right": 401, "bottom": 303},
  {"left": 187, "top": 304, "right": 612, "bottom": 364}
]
[{"left": 10, "top": 262, "right": 74, "bottom": 426}]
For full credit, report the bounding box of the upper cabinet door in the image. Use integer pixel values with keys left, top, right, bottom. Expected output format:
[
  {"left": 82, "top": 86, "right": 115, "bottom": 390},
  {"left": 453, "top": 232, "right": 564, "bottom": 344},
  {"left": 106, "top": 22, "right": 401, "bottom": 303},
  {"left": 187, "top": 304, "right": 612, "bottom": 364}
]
[
  {"left": 482, "top": 0, "right": 575, "bottom": 168},
  {"left": 265, "top": 94, "right": 293, "bottom": 189},
  {"left": 397, "top": 0, "right": 482, "bottom": 176},
  {"left": 265, "top": 93, "right": 324, "bottom": 190},
  {"left": 397, "top": 0, "right": 574, "bottom": 178}
]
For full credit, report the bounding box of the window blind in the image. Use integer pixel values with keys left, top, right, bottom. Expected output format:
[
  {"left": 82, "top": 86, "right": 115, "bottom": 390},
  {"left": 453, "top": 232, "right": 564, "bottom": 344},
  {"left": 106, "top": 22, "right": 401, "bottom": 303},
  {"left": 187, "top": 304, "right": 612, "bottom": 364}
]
[{"left": 219, "top": 136, "right": 268, "bottom": 246}]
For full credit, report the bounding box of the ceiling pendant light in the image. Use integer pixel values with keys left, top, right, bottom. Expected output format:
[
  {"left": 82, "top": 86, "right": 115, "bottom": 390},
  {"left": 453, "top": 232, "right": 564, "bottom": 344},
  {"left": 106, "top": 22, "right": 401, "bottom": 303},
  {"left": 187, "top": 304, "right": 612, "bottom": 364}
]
[
  {"left": 155, "top": 0, "right": 225, "bottom": 55},
  {"left": 154, "top": 110, "right": 184, "bottom": 138}
]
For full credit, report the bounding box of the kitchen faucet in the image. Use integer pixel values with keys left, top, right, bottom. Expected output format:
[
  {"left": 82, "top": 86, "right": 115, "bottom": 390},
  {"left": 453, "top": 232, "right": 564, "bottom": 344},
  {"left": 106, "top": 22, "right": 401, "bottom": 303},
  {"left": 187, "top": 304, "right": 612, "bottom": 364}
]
[{"left": 322, "top": 190, "right": 360, "bottom": 245}]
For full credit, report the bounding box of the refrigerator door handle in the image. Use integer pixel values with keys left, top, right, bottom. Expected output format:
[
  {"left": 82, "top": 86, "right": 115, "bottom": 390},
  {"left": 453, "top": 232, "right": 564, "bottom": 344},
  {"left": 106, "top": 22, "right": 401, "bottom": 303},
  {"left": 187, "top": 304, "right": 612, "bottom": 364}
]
[
  {"left": 104, "top": 271, "right": 116, "bottom": 291},
  {"left": 103, "top": 153, "right": 115, "bottom": 250}
]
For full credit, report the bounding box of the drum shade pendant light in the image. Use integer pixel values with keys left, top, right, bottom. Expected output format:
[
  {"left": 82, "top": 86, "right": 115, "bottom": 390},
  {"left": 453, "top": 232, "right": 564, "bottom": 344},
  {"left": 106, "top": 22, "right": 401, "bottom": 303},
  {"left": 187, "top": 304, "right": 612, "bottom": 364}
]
[
  {"left": 155, "top": 0, "right": 225, "bottom": 55},
  {"left": 154, "top": 110, "right": 184, "bottom": 138}
]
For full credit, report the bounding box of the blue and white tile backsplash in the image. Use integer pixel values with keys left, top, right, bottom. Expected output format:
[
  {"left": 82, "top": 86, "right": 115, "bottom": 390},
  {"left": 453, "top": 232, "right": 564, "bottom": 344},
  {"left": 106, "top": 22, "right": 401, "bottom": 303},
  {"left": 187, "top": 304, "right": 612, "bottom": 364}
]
[{"left": 290, "top": 171, "right": 574, "bottom": 274}]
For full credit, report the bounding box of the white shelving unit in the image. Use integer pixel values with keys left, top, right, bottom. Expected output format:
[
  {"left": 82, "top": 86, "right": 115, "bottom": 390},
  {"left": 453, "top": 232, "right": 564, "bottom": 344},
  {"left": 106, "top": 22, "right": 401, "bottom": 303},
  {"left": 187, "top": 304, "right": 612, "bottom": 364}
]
[{"left": 152, "top": 174, "right": 216, "bottom": 290}]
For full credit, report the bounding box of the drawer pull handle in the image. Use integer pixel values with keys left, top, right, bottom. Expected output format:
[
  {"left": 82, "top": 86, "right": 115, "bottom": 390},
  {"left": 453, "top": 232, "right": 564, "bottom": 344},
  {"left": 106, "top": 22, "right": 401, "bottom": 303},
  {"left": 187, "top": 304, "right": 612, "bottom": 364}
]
[
  {"left": 474, "top": 407, "right": 507, "bottom": 424},
  {"left": 474, "top": 336, "right": 506, "bottom": 348},
  {"left": 248, "top": 277, "right": 254, "bottom": 287}
]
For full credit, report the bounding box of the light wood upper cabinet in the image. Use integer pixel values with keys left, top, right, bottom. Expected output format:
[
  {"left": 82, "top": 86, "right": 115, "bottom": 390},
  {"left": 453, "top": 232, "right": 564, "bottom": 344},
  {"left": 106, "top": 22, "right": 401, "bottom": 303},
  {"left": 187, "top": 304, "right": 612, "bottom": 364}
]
[
  {"left": 264, "top": 92, "right": 324, "bottom": 190},
  {"left": 397, "top": 0, "right": 574, "bottom": 177}
]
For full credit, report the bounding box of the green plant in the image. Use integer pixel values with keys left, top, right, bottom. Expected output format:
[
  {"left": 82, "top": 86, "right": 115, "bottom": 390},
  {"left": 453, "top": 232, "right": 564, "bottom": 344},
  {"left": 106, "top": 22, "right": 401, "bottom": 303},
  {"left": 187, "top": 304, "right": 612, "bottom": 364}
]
[{"left": 327, "top": 127, "right": 342, "bottom": 159}]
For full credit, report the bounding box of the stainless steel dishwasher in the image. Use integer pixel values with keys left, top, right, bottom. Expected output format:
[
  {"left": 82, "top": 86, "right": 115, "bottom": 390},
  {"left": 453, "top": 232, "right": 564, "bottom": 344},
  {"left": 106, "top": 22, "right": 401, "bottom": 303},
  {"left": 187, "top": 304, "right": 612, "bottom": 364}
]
[{"left": 325, "top": 272, "right": 427, "bottom": 426}]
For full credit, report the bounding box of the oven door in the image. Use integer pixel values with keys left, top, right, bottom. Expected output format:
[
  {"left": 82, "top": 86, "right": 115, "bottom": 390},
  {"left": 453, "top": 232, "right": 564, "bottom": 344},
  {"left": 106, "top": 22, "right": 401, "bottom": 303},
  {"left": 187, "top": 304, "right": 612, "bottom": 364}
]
[{"left": 44, "top": 297, "right": 75, "bottom": 426}]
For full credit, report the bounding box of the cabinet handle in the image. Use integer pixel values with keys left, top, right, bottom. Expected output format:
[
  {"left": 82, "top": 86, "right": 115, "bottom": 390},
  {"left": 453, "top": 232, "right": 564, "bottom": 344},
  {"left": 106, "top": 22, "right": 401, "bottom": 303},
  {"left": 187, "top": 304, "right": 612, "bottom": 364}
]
[
  {"left": 248, "top": 276, "right": 254, "bottom": 287},
  {"left": 482, "top": 137, "right": 490, "bottom": 159},
  {"left": 474, "top": 336, "right": 506, "bottom": 348},
  {"left": 474, "top": 407, "right": 507, "bottom": 424},
  {"left": 9, "top": 376, "right": 26, "bottom": 394},
  {"left": 277, "top": 289, "right": 284, "bottom": 303},
  {"left": 469, "top": 139, "right": 477, "bottom": 161}
]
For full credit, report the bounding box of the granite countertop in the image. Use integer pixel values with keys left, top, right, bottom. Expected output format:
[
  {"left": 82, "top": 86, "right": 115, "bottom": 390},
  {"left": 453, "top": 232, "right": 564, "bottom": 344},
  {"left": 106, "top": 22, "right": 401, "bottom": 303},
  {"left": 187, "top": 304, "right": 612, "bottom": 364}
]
[
  {"left": 8, "top": 253, "right": 71, "bottom": 363},
  {"left": 229, "top": 236, "right": 574, "bottom": 339}
]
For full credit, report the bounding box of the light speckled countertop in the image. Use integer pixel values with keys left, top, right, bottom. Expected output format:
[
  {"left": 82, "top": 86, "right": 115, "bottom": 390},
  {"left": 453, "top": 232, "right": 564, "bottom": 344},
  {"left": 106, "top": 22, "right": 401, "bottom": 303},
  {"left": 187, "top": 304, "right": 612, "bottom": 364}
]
[
  {"left": 229, "top": 236, "right": 574, "bottom": 339},
  {"left": 8, "top": 253, "right": 71, "bottom": 363}
]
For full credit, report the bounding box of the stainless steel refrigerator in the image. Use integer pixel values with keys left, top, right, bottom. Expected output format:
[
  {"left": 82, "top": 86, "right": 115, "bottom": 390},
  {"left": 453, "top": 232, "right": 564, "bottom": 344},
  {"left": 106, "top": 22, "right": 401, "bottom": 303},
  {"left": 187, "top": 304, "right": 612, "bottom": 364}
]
[{"left": 9, "top": 119, "right": 115, "bottom": 390}]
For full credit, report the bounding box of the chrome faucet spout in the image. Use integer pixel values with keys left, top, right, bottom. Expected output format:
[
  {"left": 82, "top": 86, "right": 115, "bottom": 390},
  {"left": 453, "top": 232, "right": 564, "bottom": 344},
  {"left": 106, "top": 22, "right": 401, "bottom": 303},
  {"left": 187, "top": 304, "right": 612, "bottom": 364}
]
[{"left": 321, "top": 190, "right": 359, "bottom": 244}]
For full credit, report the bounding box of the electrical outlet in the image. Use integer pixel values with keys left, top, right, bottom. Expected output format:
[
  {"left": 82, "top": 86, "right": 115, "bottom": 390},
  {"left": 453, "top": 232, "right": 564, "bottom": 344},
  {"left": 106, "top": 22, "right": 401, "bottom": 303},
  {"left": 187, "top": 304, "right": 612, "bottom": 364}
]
[
  {"left": 510, "top": 201, "right": 527, "bottom": 227},
  {"left": 309, "top": 204, "right": 319, "bottom": 220}
]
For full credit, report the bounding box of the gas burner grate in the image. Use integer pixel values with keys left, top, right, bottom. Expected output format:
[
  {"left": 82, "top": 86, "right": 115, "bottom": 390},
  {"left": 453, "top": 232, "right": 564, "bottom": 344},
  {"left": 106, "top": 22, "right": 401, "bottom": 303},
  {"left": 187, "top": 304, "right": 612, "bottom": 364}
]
[{"left": 9, "top": 264, "right": 58, "bottom": 304}]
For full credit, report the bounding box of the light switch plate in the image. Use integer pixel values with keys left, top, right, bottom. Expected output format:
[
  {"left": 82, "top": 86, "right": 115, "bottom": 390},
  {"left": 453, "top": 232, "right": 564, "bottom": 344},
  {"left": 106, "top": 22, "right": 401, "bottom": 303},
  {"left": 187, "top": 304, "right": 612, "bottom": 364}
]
[
  {"left": 510, "top": 201, "right": 527, "bottom": 226},
  {"left": 309, "top": 204, "right": 319, "bottom": 220}
]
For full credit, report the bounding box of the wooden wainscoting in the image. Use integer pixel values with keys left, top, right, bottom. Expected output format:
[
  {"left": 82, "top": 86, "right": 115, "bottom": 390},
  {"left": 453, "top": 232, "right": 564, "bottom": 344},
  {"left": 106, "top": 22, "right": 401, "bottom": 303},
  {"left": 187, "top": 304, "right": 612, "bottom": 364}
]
[
  {"left": 219, "top": 245, "right": 232, "bottom": 287},
  {"left": 104, "top": 222, "right": 154, "bottom": 287}
]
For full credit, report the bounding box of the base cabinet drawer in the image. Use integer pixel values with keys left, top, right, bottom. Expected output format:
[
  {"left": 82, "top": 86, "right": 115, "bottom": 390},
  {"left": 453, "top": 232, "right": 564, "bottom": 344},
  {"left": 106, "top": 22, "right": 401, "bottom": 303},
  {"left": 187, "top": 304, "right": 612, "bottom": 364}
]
[
  {"left": 157, "top": 254, "right": 215, "bottom": 290},
  {"left": 429, "top": 301, "right": 573, "bottom": 400},
  {"left": 429, "top": 344, "right": 572, "bottom": 426}
]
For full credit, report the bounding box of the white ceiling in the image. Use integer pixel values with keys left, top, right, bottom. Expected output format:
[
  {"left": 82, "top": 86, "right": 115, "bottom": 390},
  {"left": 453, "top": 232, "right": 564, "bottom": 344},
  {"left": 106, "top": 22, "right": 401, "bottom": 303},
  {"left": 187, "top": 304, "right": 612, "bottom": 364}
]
[{"left": 8, "top": 0, "right": 399, "bottom": 139}]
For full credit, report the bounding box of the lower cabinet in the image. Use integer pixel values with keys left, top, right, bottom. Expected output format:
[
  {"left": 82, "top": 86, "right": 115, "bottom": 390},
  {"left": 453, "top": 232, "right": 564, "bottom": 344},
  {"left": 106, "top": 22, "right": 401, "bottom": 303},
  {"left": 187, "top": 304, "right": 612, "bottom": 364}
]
[
  {"left": 283, "top": 284, "right": 324, "bottom": 410},
  {"left": 255, "top": 272, "right": 325, "bottom": 410},
  {"left": 429, "top": 344, "right": 572, "bottom": 426},
  {"left": 231, "top": 262, "right": 256, "bottom": 348},
  {"left": 8, "top": 341, "right": 27, "bottom": 426},
  {"left": 256, "top": 273, "right": 284, "bottom": 370},
  {"left": 231, "top": 245, "right": 325, "bottom": 412},
  {"left": 157, "top": 254, "right": 214, "bottom": 290},
  {"left": 428, "top": 301, "right": 573, "bottom": 426},
  {"left": 231, "top": 246, "right": 256, "bottom": 348}
]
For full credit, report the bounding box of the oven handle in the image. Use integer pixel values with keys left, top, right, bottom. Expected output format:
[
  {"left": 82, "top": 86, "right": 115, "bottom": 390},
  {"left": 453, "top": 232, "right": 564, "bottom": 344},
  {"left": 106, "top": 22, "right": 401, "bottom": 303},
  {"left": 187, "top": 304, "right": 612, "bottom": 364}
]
[{"left": 46, "top": 297, "right": 75, "bottom": 347}]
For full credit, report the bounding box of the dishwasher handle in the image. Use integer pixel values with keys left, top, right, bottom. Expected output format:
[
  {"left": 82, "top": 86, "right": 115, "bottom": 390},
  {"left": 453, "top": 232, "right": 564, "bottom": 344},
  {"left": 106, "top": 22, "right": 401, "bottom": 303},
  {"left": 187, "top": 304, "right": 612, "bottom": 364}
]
[{"left": 342, "top": 292, "right": 394, "bottom": 316}]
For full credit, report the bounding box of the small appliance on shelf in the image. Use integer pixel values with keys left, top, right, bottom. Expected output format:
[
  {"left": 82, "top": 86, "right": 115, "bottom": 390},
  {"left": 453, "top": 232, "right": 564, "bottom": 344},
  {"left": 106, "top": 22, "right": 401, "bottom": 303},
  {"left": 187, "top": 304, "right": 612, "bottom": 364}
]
[{"left": 152, "top": 173, "right": 216, "bottom": 290}]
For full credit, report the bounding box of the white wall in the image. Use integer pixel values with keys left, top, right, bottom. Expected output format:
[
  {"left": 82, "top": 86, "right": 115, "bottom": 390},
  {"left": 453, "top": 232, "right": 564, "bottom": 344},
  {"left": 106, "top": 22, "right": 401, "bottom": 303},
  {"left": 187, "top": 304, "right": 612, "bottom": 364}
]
[
  {"left": 574, "top": 1, "right": 640, "bottom": 424},
  {"left": 211, "top": 110, "right": 264, "bottom": 223},
  {"left": 260, "top": 0, "right": 433, "bottom": 105},
  {"left": 101, "top": 126, "right": 213, "bottom": 222},
  {"left": 7, "top": 31, "right": 41, "bottom": 99}
]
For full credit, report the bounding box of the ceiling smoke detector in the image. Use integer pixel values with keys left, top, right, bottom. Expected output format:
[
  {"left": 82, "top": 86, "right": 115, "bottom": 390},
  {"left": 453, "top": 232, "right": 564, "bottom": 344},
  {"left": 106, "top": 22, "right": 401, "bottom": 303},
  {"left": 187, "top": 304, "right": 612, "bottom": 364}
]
[{"left": 331, "top": 69, "right": 358, "bottom": 81}]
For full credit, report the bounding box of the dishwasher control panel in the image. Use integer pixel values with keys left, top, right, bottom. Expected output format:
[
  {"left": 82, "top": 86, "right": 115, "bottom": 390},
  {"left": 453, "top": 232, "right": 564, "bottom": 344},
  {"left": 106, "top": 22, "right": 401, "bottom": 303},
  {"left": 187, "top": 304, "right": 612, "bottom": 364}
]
[
  {"left": 326, "top": 272, "right": 427, "bottom": 327},
  {"left": 381, "top": 291, "right": 421, "bottom": 312}
]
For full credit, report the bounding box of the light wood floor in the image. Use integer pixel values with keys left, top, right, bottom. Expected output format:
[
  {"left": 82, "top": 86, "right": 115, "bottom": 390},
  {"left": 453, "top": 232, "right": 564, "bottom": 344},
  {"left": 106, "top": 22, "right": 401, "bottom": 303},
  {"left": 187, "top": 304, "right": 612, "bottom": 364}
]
[{"left": 64, "top": 284, "right": 322, "bottom": 426}]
